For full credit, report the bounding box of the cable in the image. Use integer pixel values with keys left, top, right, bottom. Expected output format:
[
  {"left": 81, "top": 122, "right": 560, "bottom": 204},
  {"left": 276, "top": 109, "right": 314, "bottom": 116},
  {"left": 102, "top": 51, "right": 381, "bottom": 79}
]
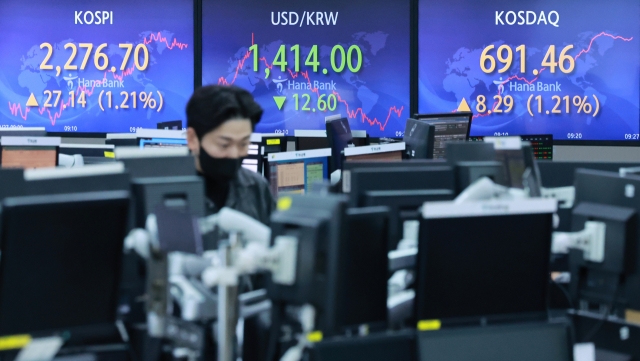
[
  {"left": 266, "top": 301, "right": 284, "bottom": 361},
  {"left": 551, "top": 279, "right": 575, "bottom": 310},
  {"left": 581, "top": 279, "right": 620, "bottom": 343}
]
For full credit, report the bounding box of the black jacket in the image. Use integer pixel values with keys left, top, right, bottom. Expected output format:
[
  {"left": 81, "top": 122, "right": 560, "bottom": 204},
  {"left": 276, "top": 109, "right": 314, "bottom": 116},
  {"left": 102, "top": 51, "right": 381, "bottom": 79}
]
[{"left": 205, "top": 167, "right": 276, "bottom": 226}]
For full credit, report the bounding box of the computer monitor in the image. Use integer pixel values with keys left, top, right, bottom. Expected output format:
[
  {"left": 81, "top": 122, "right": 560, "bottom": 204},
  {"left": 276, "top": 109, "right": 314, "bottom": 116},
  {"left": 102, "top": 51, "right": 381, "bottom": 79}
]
[
  {"left": 23, "top": 163, "right": 130, "bottom": 197},
  {"left": 295, "top": 130, "right": 369, "bottom": 151},
  {"left": 266, "top": 148, "right": 330, "bottom": 196},
  {"left": 0, "top": 190, "right": 130, "bottom": 335},
  {"left": 444, "top": 142, "right": 496, "bottom": 163},
  {"left": 403, "top": 119, "right": 435, "bottom": 159},
  {"left": 573, "top": 169, "right": 640, "bottom": 310},
  {"left": 341, "top": 159, "right": 447, "bottom": 194},
  {"left": 268, "top": 195, "right": 391, "bottom": 336},
  {"left": 483, "top": 138, "right": 540, "bottom": 190},
  {"left": 494, "top": 146, "right": 528, "bottom": 189},
  {"left": 0, "top": 136, "right": 59, "bottom": 169},
  {"left": 117, "top": 152, "right": 195, "bottom": 179},
  {"left": 455, "top": 161, "right": 508, "bottom": 192},
  {"left": 268, "top": 194, "right": 349, "bottom": 336},
  {"left": 344, "top": 143, "right": 405, "bottom": 163},
  {"left": 413, "top": 112, "right": 472, "bottom": 159},
  {"left": 260, "top": 133, "right": 287, "bottom": 156},
  {"left": 345, "top": 165, "right": 455, "bottom": 208},
  {"left": 336, "top": 207, "right": 390, "bottom": 333},
  {"left": 139, "top": 138, "right": 188, "bottom": 148},
  {"left": 537, "top": 161, "right": 640, "bottom": 188},
  {"left": 364, "top": 189, "right": 454, "bottom": 251},
  {"left": 106, "top": 133, "right": 138, "bottom": 147},
  {"left": 0, "top": 168, "right": 25, "bottom": 200},
  {"left": 310, "top": 330, "right": 416, "bottom": 361},
  {"left": 417, "top": 321, "right": 573, "bottom": 361},
  {"left": 157, "top": 120, "right": 183, "bottom": 130},
  {"left": 326, "top": 116, "right": 354, "bottom": 171},
  {"left": 131, "top": 176, "right": 206, "bottom": 228},
  {"left": 115, "top": 150, "right": 202, "bottom": 226},
  {"left": 416, "top": 199, "right": 556, "bottom": 325},
  {"left": 469, "top": 135, "right": 554, "bottom": 160}
]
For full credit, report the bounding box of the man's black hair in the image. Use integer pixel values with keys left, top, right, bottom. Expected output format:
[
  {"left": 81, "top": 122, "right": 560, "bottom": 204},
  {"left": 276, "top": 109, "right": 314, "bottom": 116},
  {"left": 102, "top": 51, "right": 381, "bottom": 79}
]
[{"left": 186, "top": 85, "right": 263, "bottom": 139}]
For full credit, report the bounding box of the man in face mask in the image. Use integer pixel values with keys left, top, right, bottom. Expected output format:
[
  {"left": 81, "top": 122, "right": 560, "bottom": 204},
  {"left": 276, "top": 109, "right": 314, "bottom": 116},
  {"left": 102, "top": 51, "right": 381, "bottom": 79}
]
[{"left": 186, "top": 85, "right": 275, "bottom": 225}]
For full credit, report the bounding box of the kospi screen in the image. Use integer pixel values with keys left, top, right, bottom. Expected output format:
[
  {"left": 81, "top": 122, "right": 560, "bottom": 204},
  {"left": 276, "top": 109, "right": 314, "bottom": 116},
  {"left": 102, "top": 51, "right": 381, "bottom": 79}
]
[
  {"left": 418, "top": 0, "right": 639, "bottom": 142},
  {"left": 0, "top": 0, "right": 194, "bottom": 133},
  {"left": 202, "top": 0, "right": 410, "bottom": 138}
]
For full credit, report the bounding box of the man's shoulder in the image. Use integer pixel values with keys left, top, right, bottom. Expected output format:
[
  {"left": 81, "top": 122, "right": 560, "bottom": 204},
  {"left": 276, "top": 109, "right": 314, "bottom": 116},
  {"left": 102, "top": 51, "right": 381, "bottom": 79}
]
[{"left": 237, "top": 167, "right": 270, "bottom": 189}]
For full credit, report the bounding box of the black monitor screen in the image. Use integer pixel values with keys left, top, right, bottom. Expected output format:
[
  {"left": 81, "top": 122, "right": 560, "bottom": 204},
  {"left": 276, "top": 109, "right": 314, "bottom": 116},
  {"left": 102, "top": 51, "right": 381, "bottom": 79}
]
[
  {"left": 297, "top": 137, "right": 330, "bottom": 151},
  {"left": 326, "top": 118, "right": 353, "bottom": 170},
  {"left": 347, "top": 166, "right": 455, "bottom": 208},
  {"left": 573, "top": 169, "right": 640, "bottom": 309},
  {"left": 416, "top": 201, "right": 554, "bottom": 323},
  {"left": 417, "top": 322, "right": 571, "bottom": 361},
  {"left": 0, "top": 191, "right": 130, "bottom": 335},
  {"left": 415, "top": 114, "right": 471, "bottom": 159},
  {"left": 495, "top": 149, "right": 527, "bottom": 189},
  {"left": 122, "top": 156, "right": 195, "bottom": 179},
  {"left": 328, "top": 118, "right": 353, "bottom": 141},
  {"left": 403, "top": 119, "right": 434, "bottom": 159},
  {"left": 335, "top": 208, "right": 389, "bottom": 332}
]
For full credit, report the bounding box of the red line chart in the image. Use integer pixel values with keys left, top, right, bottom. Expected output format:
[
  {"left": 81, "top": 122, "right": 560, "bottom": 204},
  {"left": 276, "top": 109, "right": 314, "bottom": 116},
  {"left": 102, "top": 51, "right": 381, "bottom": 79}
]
[
  {"left": 8, "top": 85, "right": 97, "bottom": 126},
  {"left": 6, "top": 33, "right": 188, "bottom": 124},
  {"left": 143, "top": 32, "right": 189, "bottom": 50},
  {"left": 466, "top": 31, "right": 633, "bottom": 120}
]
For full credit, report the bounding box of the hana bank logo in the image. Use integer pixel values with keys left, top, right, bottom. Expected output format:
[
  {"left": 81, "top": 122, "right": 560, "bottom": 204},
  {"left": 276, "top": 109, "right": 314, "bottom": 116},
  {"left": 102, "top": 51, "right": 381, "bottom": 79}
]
[
  {"left": 273, "top": 76, "right": 287, "bottom": 94},
  {"left": 493, "top": 77, "right": 507, "bottom": 94},
  {"left": 64, "top": 73, "right": 78, "bottom": 91}
]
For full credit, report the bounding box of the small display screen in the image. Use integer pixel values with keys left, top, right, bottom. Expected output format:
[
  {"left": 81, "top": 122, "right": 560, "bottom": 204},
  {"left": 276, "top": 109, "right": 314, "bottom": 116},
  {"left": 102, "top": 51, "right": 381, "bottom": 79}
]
[
  {"left": 269, "top": 157, "right": 328, "bottom": 196},
  {"left": 2, "top": 146, "right": 57, "bottom": 169}
]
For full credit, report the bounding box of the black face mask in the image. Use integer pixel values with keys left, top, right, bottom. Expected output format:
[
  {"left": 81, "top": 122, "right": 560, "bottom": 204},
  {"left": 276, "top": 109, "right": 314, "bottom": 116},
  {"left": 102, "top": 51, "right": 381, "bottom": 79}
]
[{"left": 198, "top": 147, "right": 243, "bottom": 181}]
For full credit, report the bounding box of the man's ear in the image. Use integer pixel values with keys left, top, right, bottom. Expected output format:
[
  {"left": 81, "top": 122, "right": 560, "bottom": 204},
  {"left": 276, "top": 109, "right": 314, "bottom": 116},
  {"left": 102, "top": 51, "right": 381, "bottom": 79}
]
[{"left": 186, "top": 127, "right": 200, "bottom": 155}]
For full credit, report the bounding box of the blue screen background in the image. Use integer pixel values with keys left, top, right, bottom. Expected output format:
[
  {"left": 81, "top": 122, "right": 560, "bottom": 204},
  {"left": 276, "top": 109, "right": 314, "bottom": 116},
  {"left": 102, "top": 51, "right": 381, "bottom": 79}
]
[
  {"left": 202, "top": 0, "right": 411, "bottom": 138},
  {"left": 418, "top": 0, "right": 640, "bottom": 141},
  {"left": 0, "top": 0, "right": 194, "bottom": 133}
]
